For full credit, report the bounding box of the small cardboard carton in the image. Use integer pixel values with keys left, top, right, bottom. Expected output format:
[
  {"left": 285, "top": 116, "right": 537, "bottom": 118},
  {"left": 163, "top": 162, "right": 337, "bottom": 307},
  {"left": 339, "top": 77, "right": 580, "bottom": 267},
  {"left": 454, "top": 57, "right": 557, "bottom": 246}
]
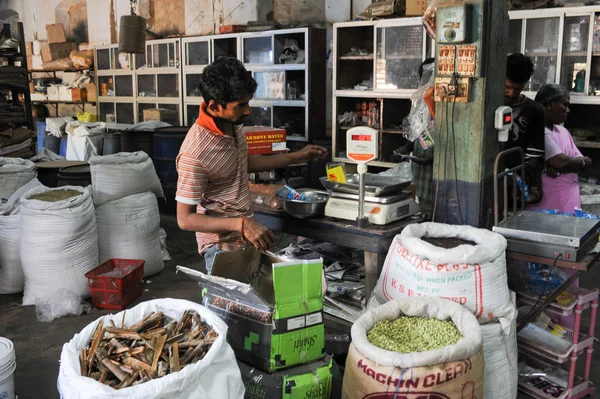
[
  {"left": 84, "top": 83, "right": 97, "bottom": 102},
  {"left": 33, "top": 40, "right": 47, "bottom": 56},
  {"left": 405, "top": 0, "right": 428, "bottom": 16},
  {"left": 47, "top": 85, "right": 60, "bottom": 101},
  {"left": 30, "top": 55, "right": 43, "bottom": 70},
  {"left": 143, "top": 108, "right": 179, "bottom": 125},
  {"left": 41, "top": 42, "right": 77, "bottom": 63},
  {"left": 25, "top": 41, "right": 33, "bottom": 56},
  {"left": 244, "top": 126, "right": 287, "bottom": 155},
  {"left": 46, "top": 23, "right": 67, "bottom": 44},
  {"left": 70, "top": 87, "right": 87, "bottom": 102},
  {"left": 177, "top": 247, "right": 325, "bottom": 373},
  {"left": 58, "top": 85, "right": 73, "bottom": 101},
  {"left": 238, "top": 355, "right": 338, "bottom": 399}
]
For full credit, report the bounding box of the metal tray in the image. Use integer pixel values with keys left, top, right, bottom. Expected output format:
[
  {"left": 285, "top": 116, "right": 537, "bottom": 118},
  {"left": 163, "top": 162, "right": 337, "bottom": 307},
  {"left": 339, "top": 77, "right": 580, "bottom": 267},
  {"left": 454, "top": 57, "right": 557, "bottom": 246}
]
[{"left": 320, "top": 174, "right": 411, "bottom": 197}]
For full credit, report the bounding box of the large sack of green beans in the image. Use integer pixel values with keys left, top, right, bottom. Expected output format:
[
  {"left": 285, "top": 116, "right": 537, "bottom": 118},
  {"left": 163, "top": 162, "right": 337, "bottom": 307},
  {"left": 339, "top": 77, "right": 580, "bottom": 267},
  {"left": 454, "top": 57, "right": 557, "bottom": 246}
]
[
  {"left": 375, "top": 222, "right": 512, "bottom": 324},
  {"left": 343, "top": 297, "right": 484, "bottom": 399}
]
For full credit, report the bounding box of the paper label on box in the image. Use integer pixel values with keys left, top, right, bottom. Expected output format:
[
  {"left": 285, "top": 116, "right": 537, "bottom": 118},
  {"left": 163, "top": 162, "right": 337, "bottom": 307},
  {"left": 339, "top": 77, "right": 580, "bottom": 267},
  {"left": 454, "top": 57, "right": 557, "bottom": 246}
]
[
  {"left": 287, "top": 316, "right": 306, "bottom": 331},
  {"left": 272, "top": 142, "right": 287, "bottom": 152},
  {"left": 306, "top": 312, "right": 322, "bottom": 327}
]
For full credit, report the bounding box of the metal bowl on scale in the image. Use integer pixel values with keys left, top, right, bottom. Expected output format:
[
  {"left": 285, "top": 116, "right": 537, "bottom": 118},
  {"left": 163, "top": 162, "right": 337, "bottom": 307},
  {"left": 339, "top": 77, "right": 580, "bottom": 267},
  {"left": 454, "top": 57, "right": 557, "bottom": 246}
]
[{"left": 281, "top": 189, "right": 330, "bottom": 219}]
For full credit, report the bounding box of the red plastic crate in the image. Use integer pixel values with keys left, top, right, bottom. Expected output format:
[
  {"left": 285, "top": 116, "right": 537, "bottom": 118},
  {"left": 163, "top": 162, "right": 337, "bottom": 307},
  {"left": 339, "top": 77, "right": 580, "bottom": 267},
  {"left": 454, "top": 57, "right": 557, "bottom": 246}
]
[{"left": 85, "top": 259, "right": 145, "bottom": 310}]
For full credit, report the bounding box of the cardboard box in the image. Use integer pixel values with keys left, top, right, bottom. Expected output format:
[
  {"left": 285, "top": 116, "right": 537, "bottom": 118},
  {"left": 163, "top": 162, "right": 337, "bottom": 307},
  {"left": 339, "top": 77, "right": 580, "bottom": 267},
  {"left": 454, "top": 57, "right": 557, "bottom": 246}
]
[
  {"left": 71, "top": 87, "right": 87, "bottom": 102},
  {"left": 33, "top": 40, "right": 47, "bottom": 56},
  {"left": 219, "top": 25, "right": 246, "bottom": 34},
  {"left": 29, "top": 80, "right": 35, "bottom": 94},
  {"left": 30, "top": 55, "right": 43, "bottom": 70},
  {"left": 238, "top": 356, "right": 335, "bottom": 399},
  {"left": 178, "top": 248, "right": 325, "bottom": 373},
  {"left": 47, "top": 85, "right": 60, "bottom": 101},
  {"left": 143, "top": 108, "right": 179, "bottom": 125},
  {"left": 41, "top": 42, "right": 77, "bottom": 63},
  {"left": 25, "top": 41, "right": 33, "bottom": 56},
  {"left": 46, "top": 23, "right": 67, "bottom": 43},
  {"left": 244, "top": 126, "right": 287, "bottom": 155},
  {"left": 84, "top": 83, "right": 97, "bottom": 102},
  {"left": 405, "top": 0, "right": 428, "bottom": 16},
  {"left": 58, "top": 85, "right": 73, "bottom": 101}
]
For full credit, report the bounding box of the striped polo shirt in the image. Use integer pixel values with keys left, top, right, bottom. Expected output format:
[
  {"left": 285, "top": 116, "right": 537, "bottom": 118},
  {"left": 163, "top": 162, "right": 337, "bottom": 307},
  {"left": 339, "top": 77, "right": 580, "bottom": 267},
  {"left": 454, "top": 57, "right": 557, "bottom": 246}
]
[{"left": 175, "top": 103, "right": 252, "bottom": 254}]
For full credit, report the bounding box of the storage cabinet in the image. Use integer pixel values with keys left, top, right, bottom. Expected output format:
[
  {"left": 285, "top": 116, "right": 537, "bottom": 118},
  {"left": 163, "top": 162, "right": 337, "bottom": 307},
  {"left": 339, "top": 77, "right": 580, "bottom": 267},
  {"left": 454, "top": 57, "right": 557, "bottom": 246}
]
[
  {"left": 135, "top": 38, "right": 182, "bottom": 125},
  {"left": 94, "top": 44, "right": 135, "bottom": 124},
  {"left": 509, "top": 6, "right": 600, "bottom": 104},
  {"left": 332, "top": 19, "right": 430, "bottom": 168},
  {"left": 181, "top": 28, "right": 326, "bottom": 142}
]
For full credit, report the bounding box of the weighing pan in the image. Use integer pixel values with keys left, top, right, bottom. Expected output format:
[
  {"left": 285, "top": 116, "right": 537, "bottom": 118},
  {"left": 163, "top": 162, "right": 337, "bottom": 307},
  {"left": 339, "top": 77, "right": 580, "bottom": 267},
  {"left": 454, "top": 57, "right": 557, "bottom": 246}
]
[{"left": 320, "top": 174, "right": 411, "bottom": 197}]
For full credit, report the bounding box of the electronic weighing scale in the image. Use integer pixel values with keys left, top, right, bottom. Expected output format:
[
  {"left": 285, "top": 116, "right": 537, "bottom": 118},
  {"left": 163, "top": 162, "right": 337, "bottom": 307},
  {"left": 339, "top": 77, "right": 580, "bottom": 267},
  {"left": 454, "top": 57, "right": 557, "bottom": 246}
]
[
  {"left": 493, "top": 211, "right": 600, "bottom": 262},
  {"left": 325, "top": 191, "right": 420, "bottom": 225},
  {"left": 324, "top": 126, "right": 420, "bottom": 226}
]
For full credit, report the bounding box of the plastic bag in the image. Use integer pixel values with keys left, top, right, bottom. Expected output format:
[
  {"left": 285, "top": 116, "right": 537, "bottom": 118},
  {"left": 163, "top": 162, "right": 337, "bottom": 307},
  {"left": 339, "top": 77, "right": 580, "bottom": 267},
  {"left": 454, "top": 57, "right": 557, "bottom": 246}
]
[
  {"left": 526, "top": 262, "right": 567, "bottom": 295},
  {"left": 35, "top": 288, "right": 92, "bottom": 322},
  {"left": 29, "top": 147, "right": 65, "bottom": 162},
  {"left": 422, "top": 0, "right": 439, "bottom": 40},
  {"left": 46, "top": 116, "right": 74, "bottom": 138},
  {"left": 127, "top": 120, "right": 171, "bottom": 132},
  {"left": 402, "top": 62, "right": 435, "bottom": 142},
  {"left": 69, "top": 50, "right": 93, "bottom": 69},
  {"left": 43, "top": 57, "right": 74, "bottom": 70},
  {"left": 377, "top": 162, "right": 413, "bottom": 180},
  {"left": 278, "top": 39, "right": 306, "bottom": 64}
]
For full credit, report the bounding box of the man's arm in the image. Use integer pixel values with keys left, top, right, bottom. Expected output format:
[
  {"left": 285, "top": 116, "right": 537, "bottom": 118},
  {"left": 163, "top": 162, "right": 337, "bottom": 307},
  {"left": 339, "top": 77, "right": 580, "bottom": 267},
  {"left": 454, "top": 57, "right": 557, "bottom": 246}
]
[{"left": 248, "top": 145, "right": 328, "bottom": 173}]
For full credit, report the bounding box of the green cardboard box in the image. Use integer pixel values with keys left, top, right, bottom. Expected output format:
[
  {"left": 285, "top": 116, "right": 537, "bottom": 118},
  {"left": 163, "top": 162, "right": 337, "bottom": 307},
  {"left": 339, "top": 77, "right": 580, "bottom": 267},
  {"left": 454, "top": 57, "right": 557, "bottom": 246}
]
[
  {"left": 177, "top": 247, "right": 325, "bottom": 372},
  {"left": 239, "top": 355, "right": 339, "bottom": 399}
]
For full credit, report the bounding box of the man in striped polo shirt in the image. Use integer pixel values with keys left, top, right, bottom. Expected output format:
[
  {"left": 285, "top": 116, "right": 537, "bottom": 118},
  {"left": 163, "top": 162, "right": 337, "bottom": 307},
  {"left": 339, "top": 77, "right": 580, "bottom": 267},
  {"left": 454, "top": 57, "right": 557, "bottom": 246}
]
[{"left": 176, "top": 57, "right": 327, "bottom": 273}]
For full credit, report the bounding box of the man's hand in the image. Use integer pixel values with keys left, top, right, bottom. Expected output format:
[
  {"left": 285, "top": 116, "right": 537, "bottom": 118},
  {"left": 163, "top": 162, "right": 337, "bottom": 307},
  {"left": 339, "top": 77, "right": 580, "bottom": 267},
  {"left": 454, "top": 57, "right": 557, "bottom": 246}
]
[
  {"left": 242, "top": 217, "right": 275, "bottom": 251},
  {"left": 292, "top": 145, "right": 329, "bottom": 163},
  {"left": 583, "top": 156, "right": 593, "bottom": 168}
]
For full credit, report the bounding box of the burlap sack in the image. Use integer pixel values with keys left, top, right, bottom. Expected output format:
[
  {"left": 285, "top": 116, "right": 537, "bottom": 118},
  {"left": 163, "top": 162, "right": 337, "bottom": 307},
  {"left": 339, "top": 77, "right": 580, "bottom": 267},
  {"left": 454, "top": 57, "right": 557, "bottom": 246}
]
[{"left": 343, "top": 298, "right": 484, "bottom": 399}]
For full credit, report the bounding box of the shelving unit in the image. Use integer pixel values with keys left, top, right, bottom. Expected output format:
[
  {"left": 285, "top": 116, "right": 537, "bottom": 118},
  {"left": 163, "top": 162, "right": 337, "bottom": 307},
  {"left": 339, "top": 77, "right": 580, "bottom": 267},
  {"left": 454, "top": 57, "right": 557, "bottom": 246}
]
[
  {"left": 332, "top": 19, "right": 431, "bottom": 168},
  {"left": 181, "top": 28, "right": 326, "bottom": 142},
  {"left": 94, "top": 44, "right": 136, "bottom": 124},
  {"left": 28, "top": 67, "right": 95, "bottom": 116},
  {"left": 0, "top": 22, "right": 33, "bottom": 130},
  {"left": 517, "top": 287, "right": 599, "bottom": 399},
  {"left": 134, "top": 38, "right": 182, "bottom": 125}
]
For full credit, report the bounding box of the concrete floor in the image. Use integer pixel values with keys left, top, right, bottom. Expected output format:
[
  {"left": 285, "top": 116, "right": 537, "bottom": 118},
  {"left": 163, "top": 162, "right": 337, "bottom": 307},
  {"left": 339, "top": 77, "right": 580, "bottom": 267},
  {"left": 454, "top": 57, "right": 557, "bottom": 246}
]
[{"left": 0, "top": 214, "right": 599, "bottom": 398}]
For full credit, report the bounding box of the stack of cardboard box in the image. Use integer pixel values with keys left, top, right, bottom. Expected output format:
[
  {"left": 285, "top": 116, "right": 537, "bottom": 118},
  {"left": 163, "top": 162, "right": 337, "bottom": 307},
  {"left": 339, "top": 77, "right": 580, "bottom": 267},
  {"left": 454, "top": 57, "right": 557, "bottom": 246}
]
[
  {"left": 179, "top": 249, "right": 340, "bottom": 399},
  {"left": 41, "top": 24, "right": 77, "bottom": 65}
]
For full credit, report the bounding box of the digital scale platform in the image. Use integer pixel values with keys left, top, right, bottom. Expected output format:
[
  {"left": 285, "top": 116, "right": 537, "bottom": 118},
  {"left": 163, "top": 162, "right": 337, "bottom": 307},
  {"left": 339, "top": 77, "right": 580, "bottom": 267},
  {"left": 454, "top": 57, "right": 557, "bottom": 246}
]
[{"left": 325, "top": 191, "right": 420, "bottom": 225}]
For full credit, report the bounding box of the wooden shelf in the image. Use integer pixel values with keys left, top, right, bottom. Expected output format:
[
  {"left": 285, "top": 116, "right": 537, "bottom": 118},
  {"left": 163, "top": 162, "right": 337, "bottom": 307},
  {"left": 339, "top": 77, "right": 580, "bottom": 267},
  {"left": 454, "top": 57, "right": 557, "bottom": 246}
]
[
  {"left": 574, "top": 140, "right": 600, "bottom": 149},
  {"left": 32, "top": 100, "right": 95, "bottom": 104},
  {"left": 339, "top": 55, "right": 374, "bottom": 60},
  {"left": 339, "top": 126, "right": 403, "bottom": 134},
  {"left": 563, "top": 51, "right": 587, "bottom": 57},
  {"left": 29, "top": 68, "right": 90, "bottom": 73}
]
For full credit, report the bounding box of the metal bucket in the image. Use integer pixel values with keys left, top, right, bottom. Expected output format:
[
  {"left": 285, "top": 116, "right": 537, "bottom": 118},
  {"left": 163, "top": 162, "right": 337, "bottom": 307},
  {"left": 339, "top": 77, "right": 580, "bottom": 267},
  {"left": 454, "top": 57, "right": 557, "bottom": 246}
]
[{"left": 57, "top": 164, "right": 91, "bottom": 187}]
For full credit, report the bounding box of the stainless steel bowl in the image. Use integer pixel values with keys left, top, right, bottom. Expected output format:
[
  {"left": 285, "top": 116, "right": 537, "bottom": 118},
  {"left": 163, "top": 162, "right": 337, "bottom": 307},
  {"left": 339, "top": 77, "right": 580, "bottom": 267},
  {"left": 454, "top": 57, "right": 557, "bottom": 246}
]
[{"left": 281, "top": 189, "right": 330, "bottom": 219}]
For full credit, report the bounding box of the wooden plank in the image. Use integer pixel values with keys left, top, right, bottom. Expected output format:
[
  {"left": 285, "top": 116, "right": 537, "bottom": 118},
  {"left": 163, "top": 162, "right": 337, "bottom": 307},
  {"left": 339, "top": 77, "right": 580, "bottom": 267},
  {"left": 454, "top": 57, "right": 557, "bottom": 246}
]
[{"left": 151, "top": 335, "right": 167, "bottom": 374}]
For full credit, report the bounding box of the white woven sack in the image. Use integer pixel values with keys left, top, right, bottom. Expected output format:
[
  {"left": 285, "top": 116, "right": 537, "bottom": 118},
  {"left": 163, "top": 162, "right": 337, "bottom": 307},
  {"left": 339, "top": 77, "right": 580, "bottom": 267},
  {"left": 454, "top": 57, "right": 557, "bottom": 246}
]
[
  {"left": 481, "top": 295, "right": 518, "bottom": 399},
  {"left": 66, "top": 122, "right": 105, "bottom": 161},
  {"left": 0, "top": 179, "right": 42, "bottom": 294},
  {"left": 375, "top": 222, "right": 512, "bottom": 324},
  {"left": 89, "top": 152, "right": 164, "bottom": 206},
  {"left": 58, "top": 299, "right": 245, "bottom": 399},
  {"left": 96, "top": 192, "right": 164, "bottom": 277},
  {"left": 19, "top": 185, "right": 98, "bottom": 305},
  {"left": 0, "top": 157, "right": 36, "bottom": 200}
]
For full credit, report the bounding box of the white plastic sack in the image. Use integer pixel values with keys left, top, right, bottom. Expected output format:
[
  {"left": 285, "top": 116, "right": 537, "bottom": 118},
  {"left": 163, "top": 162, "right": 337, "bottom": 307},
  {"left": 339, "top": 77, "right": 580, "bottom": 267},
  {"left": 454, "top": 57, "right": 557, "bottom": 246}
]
[
  {"left": 58, "top": 298, "right": 245, "bottom": 399},
  {"left": 89, "top": 152, "right": 164, "bottom": 206},
  {"left": 0, "top": 178, "right": 42, "bottom": 294},
  {"left": 482, "top": 293, "right": 518, "bottom": 399},
  {"left": 66, "top": 122, "right": 105, "bottom": 161},
  {"left": 375, "top": 222, "right": 512, "bottom": 324},
  {"left": 344, "top": 297, "right": 484, "bottom": 398},
  {"left": 20, "top": 185, "right": 99, "bottom": 305},
  {"left": 0, "top": 157, "right": 36, "bottom": 200},
  {"left": 96, "top": 192, "right": 164, "bottom": 277}
]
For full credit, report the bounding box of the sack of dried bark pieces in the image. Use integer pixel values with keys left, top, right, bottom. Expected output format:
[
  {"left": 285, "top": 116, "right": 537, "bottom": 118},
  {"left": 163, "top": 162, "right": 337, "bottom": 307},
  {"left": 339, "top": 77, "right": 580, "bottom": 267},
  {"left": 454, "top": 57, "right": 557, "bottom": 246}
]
[{"left": 57, "top": 298, "right": 244, "bottom": 399}]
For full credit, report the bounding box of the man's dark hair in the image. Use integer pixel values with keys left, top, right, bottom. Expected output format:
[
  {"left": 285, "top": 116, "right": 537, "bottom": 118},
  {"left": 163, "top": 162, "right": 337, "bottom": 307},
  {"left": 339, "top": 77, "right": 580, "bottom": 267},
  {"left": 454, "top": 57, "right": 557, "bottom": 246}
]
[
  {"left": 198, "top": 57, "right": 257, "bottom": 106},
  {"left": 506, "top": 53, "right": 534, "bottom": 84},
  {"left": 419, "top": 58, "right": 436, "bottom": 80}
]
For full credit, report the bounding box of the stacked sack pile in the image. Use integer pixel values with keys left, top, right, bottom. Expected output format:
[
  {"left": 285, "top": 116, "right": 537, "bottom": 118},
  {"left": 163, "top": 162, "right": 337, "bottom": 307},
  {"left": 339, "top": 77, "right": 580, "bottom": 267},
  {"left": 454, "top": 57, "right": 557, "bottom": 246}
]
[
  {"left": 90, "top": 151, "right": 165, "bottom": 277},
  {"left": 0, "top": 151, "right": 166, "bottom": 308},
  {"left": 374, "top": 223, "right": 518, "bottom": 399}
]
